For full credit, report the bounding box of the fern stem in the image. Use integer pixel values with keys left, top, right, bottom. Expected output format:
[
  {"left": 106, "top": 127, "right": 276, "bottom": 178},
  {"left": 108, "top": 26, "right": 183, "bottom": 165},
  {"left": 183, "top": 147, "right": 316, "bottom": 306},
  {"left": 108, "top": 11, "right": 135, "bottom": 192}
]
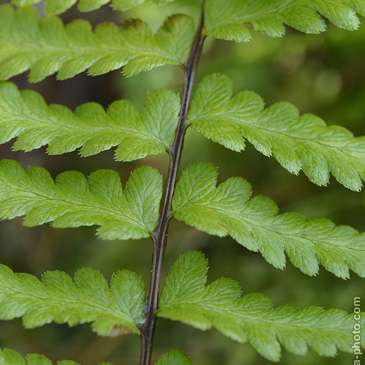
[{"left": 139, "top": 4, "right": 206, "bottom": 365}]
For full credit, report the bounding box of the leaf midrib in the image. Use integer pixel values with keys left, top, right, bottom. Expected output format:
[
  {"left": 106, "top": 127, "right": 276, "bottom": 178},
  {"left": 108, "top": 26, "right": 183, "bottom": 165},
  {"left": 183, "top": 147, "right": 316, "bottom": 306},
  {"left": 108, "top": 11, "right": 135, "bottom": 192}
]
[
  {"left": 159, "top": 302, "right": 349, "bottom": 333},
  {"left": 0, "top": 38, "right": 178, "bottom": 62},
  {"left": 174, "top": 203, "right": 363, "bottom": 254},
  {"left": 1, "top": 180, "right": 148, "bottom": 230},
  {"left": 207, "top": 0, "right": 313, "bottom": 29},
  {"left": 2, "top": 110, "right": 165, "bottom": 147},
  {"left": 0, "top": 284, "right": 137, "bottom": 328},
  {"left": 189, "top": 113, "right": 364, "bottom": 162}
]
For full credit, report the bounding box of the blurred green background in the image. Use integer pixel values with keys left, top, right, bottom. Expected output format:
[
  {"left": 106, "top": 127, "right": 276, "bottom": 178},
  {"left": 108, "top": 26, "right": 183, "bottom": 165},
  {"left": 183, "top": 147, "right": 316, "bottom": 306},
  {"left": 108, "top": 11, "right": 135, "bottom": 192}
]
[{"left": 0, "top": 0, "right": 364, "bottom": 364}]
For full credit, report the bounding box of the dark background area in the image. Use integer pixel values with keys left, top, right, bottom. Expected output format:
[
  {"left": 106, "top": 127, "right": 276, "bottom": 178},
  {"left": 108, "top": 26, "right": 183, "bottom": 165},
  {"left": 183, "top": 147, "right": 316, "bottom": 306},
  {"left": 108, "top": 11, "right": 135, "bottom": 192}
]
[{"left": 0, "top": 1, "right": 364, "bottom": 364}]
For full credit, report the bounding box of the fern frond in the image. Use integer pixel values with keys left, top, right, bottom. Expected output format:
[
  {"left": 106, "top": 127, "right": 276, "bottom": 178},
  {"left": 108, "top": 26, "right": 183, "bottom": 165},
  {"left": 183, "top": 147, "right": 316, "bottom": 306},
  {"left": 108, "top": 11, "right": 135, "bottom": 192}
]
[
  {"left": 188, "top": 74, "right": 365, "bottom": 191},
  {"left": 0, "top": 265, "right": 146, "bottom": 336},
  {"left": 0, "top": 5, "right": 194, "bottom": 81},
  {"left": 159, "top": 251, "right": 365, "bottom": 362},
  {"left": 0, "top": 82, "right": 180, "bottom": 161},
  {"left": 12, "top": 0, "right": 178, "bottom": 15},
  {"left": 172, "top": 162, "right": 365, "bottom": 279},
  {"left": 156, "top": 350, "right": 191, "bottom": 365},
  {"left": 205, "top": 0, "right": 365, "bottom": 42},
  {"left": 0, "top": 160, "right": 162, "bottom": 240},
  {"left": 0, "top": 347, "right": 114, "bottom": 365},
  {"left": 0, "top": 345, "right": 188, "bottom": 364}
]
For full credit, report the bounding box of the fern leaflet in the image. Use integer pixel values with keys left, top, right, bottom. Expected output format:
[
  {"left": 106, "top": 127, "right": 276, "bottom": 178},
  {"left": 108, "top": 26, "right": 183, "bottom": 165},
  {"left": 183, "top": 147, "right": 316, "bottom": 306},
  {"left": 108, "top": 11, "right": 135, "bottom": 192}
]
[
  {"left": 0, "top": 160, "right": 162, "bottom": 240},
  {"left": 156, "top": 350, "right": 191, "bottom": 365},
  {"left": 1, "top": 347, "right": 190, "bottom": 365},
  {"left": 188, "top": 74, "right": 365, "bottom": 191},
  {"left": 0, "top": 82, "right": 180, "bottom": 161},
  {"left": 158, "top": 251, "right": 365, "bottom": 362},
  {"left": 0, "top": 347, "right": 114, "bottom": 365},
  {"left": 172, "top": 162, "right": 365, "bottom": 279},
  {"left": 205, "top": 0, "right": 365, "bottom": 42},
  {"left": 12, "top": 0, "right": 178, "bottom": 15},
  {"left": 0, "top": 265, "right": 146, "bottom": 336},
  {"left": 0, "top": 5, "right": 194, "bottom": 81}
]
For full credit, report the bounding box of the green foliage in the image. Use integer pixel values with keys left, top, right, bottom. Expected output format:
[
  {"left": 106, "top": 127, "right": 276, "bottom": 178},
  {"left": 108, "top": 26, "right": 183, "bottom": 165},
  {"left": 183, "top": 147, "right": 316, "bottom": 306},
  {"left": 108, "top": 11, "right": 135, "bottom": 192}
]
[
  {"left": 0, "top": 0, "right": 364, "bottom": 364},
  {"left": 0, "top": 347, "right": 114, "bottom": 364},
  {"left": 188, "top": 74, "right": 365, "bottom": 191},
  {"left": 155, "top": 350, "right": 191, "bottom": 365},
  {"left": 205, "top": 0, "right": 365, "bottom": 42},
  {"left": 0, "top": 5, "right": 194, "bottom": 81},
  {"left": 0, "top": 264, "right": 145, "bottom": 335},
  {"left": 0, "top": 82, "right": 180, "bottom": 161},
  {"left": 0, "top": 160, "right": 163, "bottom": 240},
  {"left": 12, "top": 0, "right": 177, "bottom": 15},
  {"left": 159, "top": 251, "right": 365, "bottom": 362},
  {"left": 172, "top": 162, "right": 365, "bottom": 278},
  {"left": 1, "top": 342, "right": 189, "bottom": 364}
]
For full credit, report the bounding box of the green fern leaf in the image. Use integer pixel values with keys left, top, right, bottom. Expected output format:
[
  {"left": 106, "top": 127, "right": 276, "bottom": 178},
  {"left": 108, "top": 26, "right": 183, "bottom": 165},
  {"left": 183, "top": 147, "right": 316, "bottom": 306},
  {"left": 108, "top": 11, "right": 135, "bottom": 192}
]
[
  {"left": 172, "top": 162, "right": 365, "bottom": 279},
  {"left": 0, "top": 5, "right": 194, "bottom": 81},
  {"left": 205, "top": 0, "right": 365, "bottom": 42},
  {"left": 0, "top": 348, "right": 27, "bottom": 365},
  {"left": 25, "top": 354, "right": 54, "bottom": 365},
  {"left": 1, "top": 349, "right": 55, "bottom": 365},
  {"left": 155, "top": 350, "right": 191, "bottom": 365},
  {"left": 0, "top": 348, "right": 114, "bottom": 365},
  {"left": 44, "top": 0, "right": 79, "bottom": 15},
  {"left": 12, "top": 0, "right": 178, "bottom": 15},
  {"left": 0, "top": 82, "right": 180, "bottom": 161},
  {"left": 159, "top": 251, "right": 365, "bottom": 362},
  {"left": 0, "top": 160, "right": 162, "bottom": 240},
  {"left": 112, "top": 0, "right": 177, "bottom": 12},
  {"left": 0, "top": 264, "right": 145, "bottom": 336},
  {"left": 11, "top": 0, "right": 40, "bottom": 5},
  {"left": 188, "top": 74, "right": 365, "bottom": 191}
]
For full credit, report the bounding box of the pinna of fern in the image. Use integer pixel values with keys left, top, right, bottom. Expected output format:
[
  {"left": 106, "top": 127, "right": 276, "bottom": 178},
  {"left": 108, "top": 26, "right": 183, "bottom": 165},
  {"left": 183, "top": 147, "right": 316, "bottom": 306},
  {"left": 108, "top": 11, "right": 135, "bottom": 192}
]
[
  {"left": 0, "top": 4, "right": 195, "bottom": 81},
  {"left": 0, "top": 251, "right": 363, "bottom": 363},
  {"left": 9, "top": 0, "right": 365, "bottom": 33},
  {"left": 1, "top": 77, "right": 365, "bottom": 190},
  {"left": 0, "top": 159, "right": 364, "bottom": 280},
  {"left": 11, "top": 0, "right": 179, "bottom": 15},
  {"left": 2, "top": 0, "right": 365, "bottom": 81},
  {"left": 0, "top": 347, "right": 188, "bottom": 364},
  {"left": 0, "top": 0, "right": 364, "bottom": 364}
]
